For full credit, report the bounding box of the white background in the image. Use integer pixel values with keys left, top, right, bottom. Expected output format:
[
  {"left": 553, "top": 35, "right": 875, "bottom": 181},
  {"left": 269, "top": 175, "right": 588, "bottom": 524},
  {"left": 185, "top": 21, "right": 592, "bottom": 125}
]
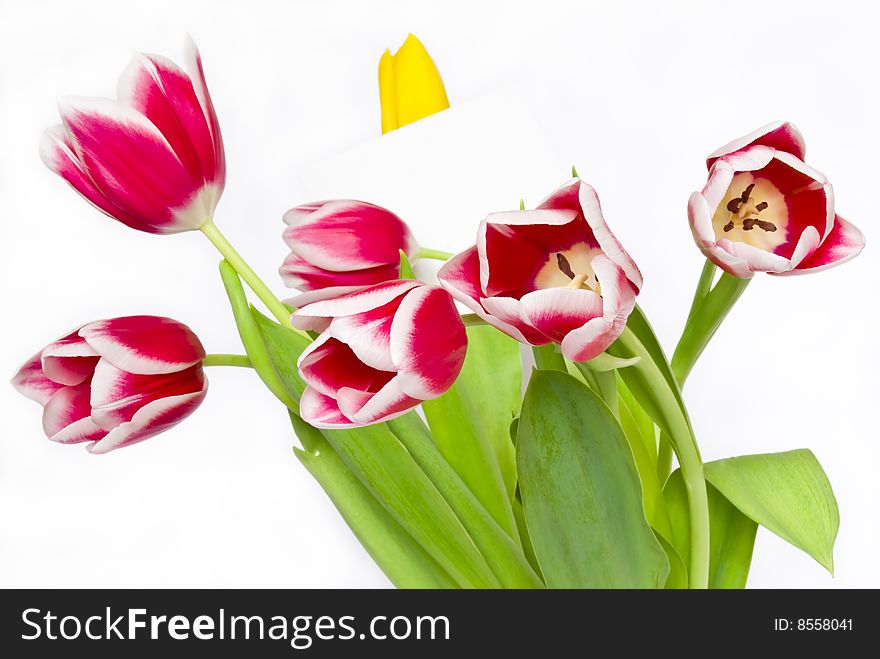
[{"left": 0, "top": 0, "right": 877, "bottom": 588}]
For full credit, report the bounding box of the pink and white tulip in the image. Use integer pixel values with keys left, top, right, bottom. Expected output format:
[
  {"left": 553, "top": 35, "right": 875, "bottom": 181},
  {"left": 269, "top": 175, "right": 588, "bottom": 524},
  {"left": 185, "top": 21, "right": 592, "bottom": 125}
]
[
  {"left": 280, "top": 200, "right": 419, "bottom": 293},
  {"left": 291, "top": 280, "right": 466, "bottom": 428},
  {"left": 438, "top": 178, "right": 642, "bottom": 362},
  {"left": 11, "top": 316, "right": 207, "bottom": 454},
  {"left": 40, "top": 37, "right": 225, "bottom": 234},
  {"left": 689, "top": 121, "right": 865, "bottom": 278}
]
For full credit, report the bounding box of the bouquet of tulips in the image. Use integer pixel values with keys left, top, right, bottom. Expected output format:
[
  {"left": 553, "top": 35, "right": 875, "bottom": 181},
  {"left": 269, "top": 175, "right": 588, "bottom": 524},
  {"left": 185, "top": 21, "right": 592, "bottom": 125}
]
[{"left": 13, "top": 36, "right": 864, "bottom": 589}]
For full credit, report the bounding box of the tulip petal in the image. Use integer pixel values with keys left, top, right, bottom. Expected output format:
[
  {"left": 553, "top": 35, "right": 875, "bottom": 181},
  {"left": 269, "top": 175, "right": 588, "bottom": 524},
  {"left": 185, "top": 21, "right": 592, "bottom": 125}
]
[
  {"left": 183, "top": 36, "right": 225, "bottom": 190},
  {"left": 58, "top": 96, "right": 201, "bottom": 233},
  {"left": 340, "top": 378, "right": 420, "bottom": 426},
  {"left": 480, "top": 296, "right": 549, "bottom": 345},
  {"left": 79, "top": 316, "right": 205, "bottom": 375},
  {"left": 327, "top": 303, "right": 396, "bottom": 372},
  {"left": 299, "top": 387, "right": 357, "bottom": 429},
  {"left": 87, "top": 386, "right": 207, "bottom": 454},
  {"left": 707, "top": 121, "right": 806, "bottom": 167},
  {"left": 785, "top": 215, "right": 866, "bottom": 275},
  {"left": 517, "top": 287, "right": 604, "bottom": 343},
  {"left": 39, "top": 329, "right": 100, "bottom": 386},
  {"left": 687, "top": 190, "right": 756, "bottom": 279},
  {"left": 42, "top": 384, "right": 107, "bottom": 444},
  {"left": 117, "top": 53, "right": 216, "bottom": 185},
  {"left": 280, "top": 252, "right": 401, "bottom": 291},
  {"left": 297, "top": 336, "right": 394, "bottom": 397},
  {"left": 539, "top": 179, "right": 643, "bottom": 291},
  {"left": 11, "top": 354, "right": 65, "bottom": 405},
  {"left": 292, "top": 280, "right": 420, "bottom": 331},
  {"left": 39, "top": 125, "right": 155, "bottom": 232},
  {"left": 89, "top": 359, "right": 206, "bottom": 429},
  {"left": 390, "top": 286, "right": 467, "bottom": 400},
  {"left": 283, "top": 200, "right": 418, "bottom": 271},
  {"left": 559, "top": 256, "right": 637, "bottom": 362}
]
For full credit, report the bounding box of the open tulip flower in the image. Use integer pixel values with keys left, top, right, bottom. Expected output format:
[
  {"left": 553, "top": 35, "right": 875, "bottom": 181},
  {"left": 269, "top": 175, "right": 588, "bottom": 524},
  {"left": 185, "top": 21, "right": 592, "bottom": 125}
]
[
  {"left": 438, "top": 178, "right": 643, "bottom": 362},
  {"left": 12, "top": 316, "right": 207, "bottom": 454},
  {"left": 39, "top": 37, "right": 225, "bottom": 234},
  {"left": 280, "top": 200, "right": 419, "bottom": 292},
  {"left": 688, "top": 122, "right": 865, "bottom": 278},
  {"left": 290, "top": 280, "right": 466, "bottom": 428}
]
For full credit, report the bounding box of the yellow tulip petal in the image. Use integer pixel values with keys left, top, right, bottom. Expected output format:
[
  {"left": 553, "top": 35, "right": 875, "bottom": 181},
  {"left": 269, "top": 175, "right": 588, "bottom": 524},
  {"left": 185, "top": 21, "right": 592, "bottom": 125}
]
[
  {"left": 378, "top": 49, "right": 398, "bottom": 134},
  {"left": 378, "top": 34, "right": 449, "bottom": 134}
]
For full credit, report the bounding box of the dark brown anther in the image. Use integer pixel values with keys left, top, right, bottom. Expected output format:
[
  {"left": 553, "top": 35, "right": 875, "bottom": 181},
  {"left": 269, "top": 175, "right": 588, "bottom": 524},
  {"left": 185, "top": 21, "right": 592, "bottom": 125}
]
[
  {"left": 723, "top": 220, "right": 735, "bottom": 232},
  {"left": 755, "top": 201, "right": 768, "bottom": 212},
  {"left": 754, "top": 219, "right": 777, "bottom": 232},
  {"left": 741, "top": 183, "right": 755, "bottom": 202},
  {"left": 742, "top": 218, "right": 756, "bottom": 231},
  {"left": 726, "top": 198, "right": 742, "bottom": 213},
  {"left": 556, "top": 253, "right": 576, "bottom": 279}
]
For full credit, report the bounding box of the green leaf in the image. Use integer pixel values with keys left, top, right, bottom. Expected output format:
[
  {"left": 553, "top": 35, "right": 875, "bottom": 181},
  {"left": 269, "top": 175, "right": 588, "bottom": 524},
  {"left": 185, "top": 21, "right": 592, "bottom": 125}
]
[
  {"left": 656, "top": 533, "right": 688, "bottom": 589},
  {"left": 517, "top": 369, "right": 669, "bottom": 588},
  {"left": 664, "top": 471, "right": 757, "bottom": 589},
  {"left": 704, "top": 450, "right": 838, "bottom": 573},
  {"left": 290, "top": 413, "right": 458, "bottom": 589},
  {"left": 252, "top": 306, "right": 311, "bottom": 401},
  {"left": 322, "top": 420, "right": 501, "bottom": 588},
  {"left": 387, "top": 413, "right": 543, "bottom": 588},
  {"left": 219, "top": 261, "right": 300, "bottom": 411},
  {"left": 398, "top": 250, "right": 415, "bottom": 279},
  {"left": 421, "top": 325, "right": 520, "bottom": 534}
]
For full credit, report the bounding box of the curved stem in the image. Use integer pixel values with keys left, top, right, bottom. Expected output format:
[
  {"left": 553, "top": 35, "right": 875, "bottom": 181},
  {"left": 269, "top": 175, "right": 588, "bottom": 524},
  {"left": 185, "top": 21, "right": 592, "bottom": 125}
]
[
  {"left": 685, "top": 259, "right": 718, "bottom": 326},
  {"left": 672, "top": 272, "right": 751, "bottom": 385},
  {"left": 200, "top": 220, "right": 293, "bottom": 328},
  {"left": 203, "top": 353, "right": 251, "bottom": 368},
  {"left": 618, "top": 328, "right": 709, "bottom": 589},
  {"left": 416, "top": 247, "right": 454, "bottom": 261}
]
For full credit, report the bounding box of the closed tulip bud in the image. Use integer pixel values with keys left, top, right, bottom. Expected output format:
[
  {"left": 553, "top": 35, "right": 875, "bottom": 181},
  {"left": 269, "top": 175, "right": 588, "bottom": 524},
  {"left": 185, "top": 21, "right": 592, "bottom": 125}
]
[
  {"left": 40, "top": 37, "right": 225, "bottom": 235},
  {"left": 11, "top": 316, "right": 207, "bottom": 454}
]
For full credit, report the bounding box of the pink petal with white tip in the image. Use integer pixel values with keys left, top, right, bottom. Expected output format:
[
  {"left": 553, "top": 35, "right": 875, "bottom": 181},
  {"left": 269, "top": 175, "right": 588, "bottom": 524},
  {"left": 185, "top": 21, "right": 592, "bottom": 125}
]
[
  {"left": 41, "top": 384, "right": 107, "bottom": 444},
  {"left": 282, "top": 200, "right": 418, "bottom": 272},
  {"left": 390, "top": 286, "right": 467, "bottom": 400},
  {"left": 117, "top": 53, "right": 217, "bottom": 184},
  {"left": 87, "top": 386, "right": 207, "bottom": 454},
  {"left": 517, "top": 286, "right": 604, "bottom": 343},
  {"left": 539, "top": 179, "right": 643, "bottom": 291},
  {"left": 40, "top": 329, "right": 99, "bottom": 386},
  {"left": 327, "top": 302, "right": 397, "bottom": 372},
  {"left": 79, "top": 316, "right": 205, "bottom": 375},
  {"left": 292, "top": 280, "right": 420, "bottom": 331},
  {"left": 784, "top": 215, "right": 866, "bottom": 275},
  {"left": 183, "top": 36, "right": 225, "bottom": 190},
  {"left": 89, "top": 359, "right": 206, "bottom": 429},
  {"left": 280, "top": 252, "right": 401, "bottom": 291},
  {"left": 11, "top": 355, "right": 64, "bottom": 405},
  {"left": 299, "top": 387, "right": 358, "bottom": 429},
  {"left": 58, "top": 97, "right": 202, "bottom": 233},
  {"left": 339, "top": 378, "right": 420, "bottom": 426},
  {"left": 297, "top": 336, "right": 394, "bottom": 398},
  {"left": 559, "top": 256, "right": 637, "bottom": 362},
  {"left": 480, "top": 295, "right": 549, "bottom": 345},
  {"left": 707, "top": 121, "right": 806, "bottom": 168}
]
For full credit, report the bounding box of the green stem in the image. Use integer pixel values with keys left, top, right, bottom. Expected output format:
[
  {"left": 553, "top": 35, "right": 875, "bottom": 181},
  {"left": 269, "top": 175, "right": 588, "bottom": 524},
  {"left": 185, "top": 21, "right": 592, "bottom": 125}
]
[
  {"left": 532, "top": 344, "right": 566, "bottom": 372},
  {"left": 416, "top": 247, "right": 454, "bottom": 261},
  {"left": 617, "top": 328, "right": 709, "bottom": 589},
  {"left": 203, "top": 353, "right": 251, "bottom": 368},
  {"left": 685, "top": 259, "right": 718, "bottom": 326},
  {"left": 672, "top": 272, "right": 751, "bottom": 385},
  {"left": 656, "top": 434, "right": 673, "bottom": 485},
  {"left": 201, "top": 219, "right": 293, "bottom": 328}
]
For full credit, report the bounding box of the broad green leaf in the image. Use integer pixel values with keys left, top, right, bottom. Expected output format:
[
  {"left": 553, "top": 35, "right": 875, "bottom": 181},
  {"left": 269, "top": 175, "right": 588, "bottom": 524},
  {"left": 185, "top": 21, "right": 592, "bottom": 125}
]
[
  {"left": 517, "top": 370, "right": 669, "bottom": 588},
  {"left": 387, "top": 413, "right": 543, "bottom": 589},
  {"left": 323, "top": 419, "right": 501, "bottom": 588},
  {"left": 290, "top": 413, "right": 457, "bottom": 589},
  {"left": 618, "top": 377, "right": 658, "bottom": 465},
  {"left": 656, "top": 533, "right": 688, "bottom": 589},
  {"left": 664, "top": 471, "right": 757, "bottom": 589},
  {"left": 422, "top": 325, "right": 520, "bottom": 534},
  {"left": 705, "top": 450, "right": 838, "bottom": 573}
]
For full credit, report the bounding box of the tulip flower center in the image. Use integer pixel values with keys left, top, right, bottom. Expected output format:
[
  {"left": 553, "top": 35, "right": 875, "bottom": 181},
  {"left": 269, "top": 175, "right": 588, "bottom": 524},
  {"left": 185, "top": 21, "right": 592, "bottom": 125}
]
[
  {"left": 534, "top": 242, "right": 602, "bottom": 294},
  {"left": 712, "top": 173, "right": 788, "bottom": 251}
]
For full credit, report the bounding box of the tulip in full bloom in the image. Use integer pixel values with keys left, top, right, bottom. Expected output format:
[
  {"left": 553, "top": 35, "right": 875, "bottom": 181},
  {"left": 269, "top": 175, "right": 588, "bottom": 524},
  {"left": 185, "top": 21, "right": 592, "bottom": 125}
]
[
  {"left": 290, "top": 280, "right": 466, "bottom": 428},
  {"left": 688, "top": 121, "right": 865, "bottom": 277},
  {"left": 280, "top": 200, "right": 419, "bottom": 292},
  {"left": 378, "top": 34, "right": 450, "bottom": 134},
  {"left": 40, "top": 37, "right": 225, "bottom": 234},
  {"left": 438, "top": 178, "right": 642, "bottom": 362},
  {"left": 11, "top": 316, "right": 207, "bottom": 454}
]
